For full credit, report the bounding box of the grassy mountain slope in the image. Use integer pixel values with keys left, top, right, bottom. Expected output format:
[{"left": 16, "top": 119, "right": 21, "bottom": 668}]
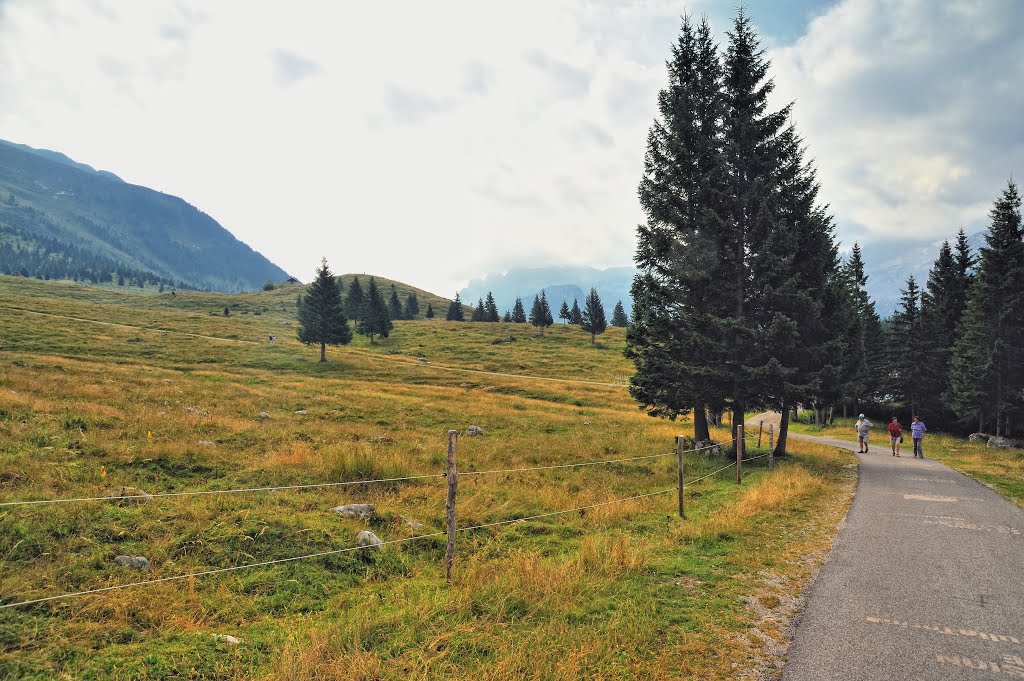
[
  {"left": 336, "top": 273, "right": 462, "bottom": 319},
  {"left": 0, "top": 275, "right": 855, "bottom": 679},
  {"left": 0, "top": 140, "right": 288, "bottom": 292}
]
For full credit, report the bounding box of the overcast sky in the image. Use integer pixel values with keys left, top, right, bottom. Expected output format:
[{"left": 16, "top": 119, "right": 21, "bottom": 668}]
[{"left": 0, "top": 0, "right": 1020, "bottom": 294}]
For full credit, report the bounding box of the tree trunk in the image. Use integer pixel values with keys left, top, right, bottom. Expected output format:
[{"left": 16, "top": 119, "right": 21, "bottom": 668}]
[
  {"left": 591, "top": 332, "right": 595, "bottom": 344},
  {"left": 694, "top": 399, "right": 710, "bottom": 442},
  {"left": 731, "top": 403, "right": 744, "bottom": 443},
  {"left": 775, "top": 405, "right": 790, "bottom": 457},
  {"left": 843, "top": 403, "right": 848, "bottom": 419},
  {"left": 792, "top": 404, "right": 799, "bottom": 422},
  {"left": 320, "top": 342, "right": 326, "bottom": 363}
]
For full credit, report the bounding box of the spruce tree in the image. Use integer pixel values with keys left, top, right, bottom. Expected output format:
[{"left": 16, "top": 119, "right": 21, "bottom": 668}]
[
  {"left": 345, "top": 276, "right": 364, "bottom": 322},
  {"left": 918, "top": 240, "right": 968, "bottom": 420},
  {"left": 611, "top": 301, "right": 629, "bottom": 327},
  {"left": 484, "top": 292, "right": 500, "bottom": 322},
  {"left": 627, "top": 14, "right": 730, "bottom": 442},
  {"left": 502, "top": 310, "right": 512, "bottom": 322},
  {"left": 529, "top": 293, "right": 552, "bottom": 335},
  {"left": 297, "top": 258, "right": 352, "bottom": 362},
  {"left": 569, "top": 298, "right": 582, "bottom": 325},
  {"left": 471, "top": 298, "right": 486, "bottom": 322},
  {"left": 581, "top": 287, "right": 607, "bottom": 344},
  {"left": 541, "top": 290, "right": 554, "bottom": 327},
  {"left": 357, "top": 277, "right": 393, "bottom": 343},
  {"left": 841, "top": 244, "right": 885, "bottom": 410},
  {"left": 388, "top": 285, "right": 403, "bottom": 320},
  {"left": 446, "top": 293, "right": 465, "bottom": 321},
  {"left": 426, "top": 303, "right": 434, "bottom": 319},
  {"left": 558, "top": 301, "right": 571, "bottom": 324},
  {"left": 887, "top": 276, "right": 924, "bottom": 415},
  {"left": 950, "top": 180, "right": 1024, "bottom": 435},
  {"left": 511, "top": 297, "right": 527, "bottom": 323},
  {"left": 403, "top": 292, "right": 420, "bottom": 320}
]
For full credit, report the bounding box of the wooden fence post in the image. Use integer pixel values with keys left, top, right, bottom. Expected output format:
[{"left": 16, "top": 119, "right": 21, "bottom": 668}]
[
  {"left": 445, "top": 430, "right": 458, "bottom": 583},
  {"left": 769, "top": 423, "right": 775, "bottom": 451},
  {"left": 758, "top": 420, "right": 764, "bottom": 447},
  {"left": 676, "top": 436, "right": 686, "bottom": 519},
  {"left": 737, "top": 423, "right": 744, "bottom": 484}
]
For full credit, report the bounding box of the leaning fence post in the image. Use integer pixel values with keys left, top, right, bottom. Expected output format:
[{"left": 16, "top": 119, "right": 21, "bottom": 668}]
[
  {"left": 676, "top": 435, "right": 686, "bottom": 519},
  {"left": 445, "top": 430, "right": 458, "bottom": 583},
  {"left": 758, "top": 420, "right": 764, "bottom": 448},
  {"left": 737, "top": 423, "right": 744, "bottom": 484},
  {"left": 769, "top": 423, "right": 775, "bottom": 452}
]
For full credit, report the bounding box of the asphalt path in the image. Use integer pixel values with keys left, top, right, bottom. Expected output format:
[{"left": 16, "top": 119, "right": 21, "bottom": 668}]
[{"left": 780, "top": 428, "right": 1024, "bottom": 680}]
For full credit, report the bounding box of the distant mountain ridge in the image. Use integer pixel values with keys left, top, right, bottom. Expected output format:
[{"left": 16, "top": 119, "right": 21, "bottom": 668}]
[{"left": 0, "top": 140, "right": 289, "bottom": 292}]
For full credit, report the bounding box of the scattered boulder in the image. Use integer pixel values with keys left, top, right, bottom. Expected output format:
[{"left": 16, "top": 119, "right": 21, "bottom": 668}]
[
  {"left": 294, "top": 409, "right": 308, "bottom": 415},
  {"left": 197, "top": 440, "right": 216, "bottom": 447},
  {"left": 987, "top": 436, "right": 1024, "bottom": 449},
  {"left": 332, "top": 503, "right": 375, "bottom": 520},
  {"left": 215, "top": 634, "right": 240, "bottom": 645},
  {"left": 417, "top": 357, "right": 429, "bottom": 363},
  {"left": 114, "top": 555, "right": 151, "bottom": 570},
  {"left": 969, "top": 432, "right": 992, "bottom": 443},
  {"left": 401, "top": 516, "right": 424, "bottom": 531},
  {"left": 185, "top": 407, "right": 210, "bottom": 417},
  {"left": 12, "top": 360, "right": 28, "bottom": 368},
  {"left": 369, "top": 436, "right": 394, "bottom": 444},
  {"left": 467, "top": 425, "right": 485, "bottom": 436},
  {"left": 694, "top": 439, "right": 725, "bottom": 457},
  {"left": 357, "top": 530, "right": 383, "bottom": 551},
  {"left": 107, "top": 486, "right": 153, "bottom": 504},
  {"left": 258, "top": 411, "right": 270, "bottom": 420}
]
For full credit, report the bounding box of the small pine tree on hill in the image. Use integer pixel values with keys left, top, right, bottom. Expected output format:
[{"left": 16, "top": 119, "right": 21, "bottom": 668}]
[
  {"left": 558, "top": 301, "right": 571, "bottom": 324},
  {"left": 484, "top": 292, "right": 500, "bottom": 322},
  {"left": 611, "top": 301, "right": 629, "bottom": 327},
  {"left": 581, "top": 288, "right": 607, "bottom": 344},
  {"left": 388, "top": 285, "right": 403, "bottom": 320},
  {"left": 297, "top": 258, "right": 352, "bottom": 362},
  {"left": 345, "top": 277, "right": 364, "bottom": 321},
  {"left": 426, "top": 303, "right": 434, "bottom": 319},
  {"left": 403, "top": 292, "right": 420, "bottom": 320},
  {"left": 471, "top": 298, "right": 486, "bottom": 322},
  {"left": 542, "top": 291, "right": 553, "bottom": 327},
  {"left": 446, "top": 293, "right": 465, "bottom": 321},
  {"left": 512, "top": 297, "right": 527, "bottom": 323},
  {"left": 569, "top": 298, "right": 582, "bottom": 325},
  {"left": 503, "top": 310, "right": 512, "bottom": 322},
  {"left": 530, "top": 291, "right": 553, "bottom": 335},
  {"left": 357, "top": 277, "right": 393, "bottom": 343}
]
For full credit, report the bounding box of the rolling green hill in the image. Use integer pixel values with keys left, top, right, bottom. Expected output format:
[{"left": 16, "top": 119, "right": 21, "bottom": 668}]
[{"left": 0, "top": 140, "right": 289, "bottom": 292}]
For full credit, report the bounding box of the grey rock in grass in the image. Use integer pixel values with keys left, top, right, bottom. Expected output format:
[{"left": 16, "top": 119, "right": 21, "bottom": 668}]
[
  {"left": 258, "top": 411, "right": 270, "bottom": 419},
  {"left": 114, "top": 555, "right": 151, "bottom": 570},
  {"left": 197, "top": 440, "right": 216, "bottom": 447},
  {"left": 987, "top": 435, "right": 1024, "bottom": 449},
  {"left": 401, "top": 517, "right": 424, "bottom": 531},
  {"left": 969, "top": 432, "right": 992, "bottom": 443},
  {"left": 357, "top": 530, "right": 383, "bottom": 551},
  {"left": 294, "top": 409, "right": 308, "bottom": 415},
  {"left": 332, "top": 503, "right": 375, "bottom": 520},
  {"left": 107, "top": 486, "right": 153, "bottom": 504},
  {"left": 185, "top": 407, "right": 210, "bottom": 417},
  {"left": 215, "top": 634, "right": 241, "bottom": 645},
  {"left": 694, "top": 439, "right": 725, "bottom": 457},
  {"left": 467, "top": 425, "right": 485, "bottom": 436},
  {"left": 417, "top": 357, "right": 429, "bottom": 363}
]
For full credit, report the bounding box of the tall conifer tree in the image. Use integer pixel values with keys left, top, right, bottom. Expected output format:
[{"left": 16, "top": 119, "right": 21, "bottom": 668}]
[
  {"left": 388, "top": 285, "right": 403, "bottom": 320},
  {"left": 357, "top": 277, "right": 392, "bottom": 343},
  {"left": 446, "top": 293, "right": 465, "bottom": 321},
  {"left": 511, "top": 297, "right": 527, "bottom": 323},
  {"left": 345, "top": 276, "right": 364, "bottom": 321},
  {"left": 403, "top": 292, "right": 420, "bottom": 320},
  {"left": 559, "top": 301, "right": 571, "bottom": 324},
  {"left": 484, "top": 292, "right": 500, "bottom": 322},
  {"left": 887, "top": 276, "right": 925, "bottom": 415},
  {"left": 297, "top": 259, "right": 351, "bottom": 362},
  {"left": 581, "top": 288, "right": 607, "bottom": 344},
  {"left": 569, "top": 298, "right": 583, "bottom": 325},
  {"left": 611, "top": 301, "right": 629, "bottom": 327}
]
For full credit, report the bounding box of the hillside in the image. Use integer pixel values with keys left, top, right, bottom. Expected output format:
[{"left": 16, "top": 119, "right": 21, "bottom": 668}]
[
  {"left": 336, "top": 273, "right": 461, "bottom": 319},
  {"left": 0, "top": 140, "right": 289, "bottom": 292},
  {"left": 0, "top": 275, "right": 855, "bottom": 679}
]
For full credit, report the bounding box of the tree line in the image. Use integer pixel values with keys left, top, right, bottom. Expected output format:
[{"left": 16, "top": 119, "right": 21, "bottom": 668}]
[{"left": 626, "top": 9, "right": 1024, "bottom": 451}]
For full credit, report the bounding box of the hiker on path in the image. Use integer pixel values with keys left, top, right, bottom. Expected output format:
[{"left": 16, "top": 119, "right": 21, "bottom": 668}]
[
  {"left": 911, "top": 416, "right": 927, "bottom": 458},
  {"left": 887, "top": 417, "right": 903, "bottom": 457},
  {"left": 856, "top": 414, "right": 873, "bottom": 453}
]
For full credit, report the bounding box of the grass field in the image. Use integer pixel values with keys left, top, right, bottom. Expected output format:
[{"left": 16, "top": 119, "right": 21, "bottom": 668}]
[
  {"left": 788, "top": 415, "right": 1024, "bottom": 508},
  {"left": 0, "top": 275, "right": 856, "bottom": 680}
]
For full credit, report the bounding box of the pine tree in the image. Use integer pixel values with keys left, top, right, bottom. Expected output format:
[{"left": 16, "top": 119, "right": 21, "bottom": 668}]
[
  {"left": 403, "top": 292, "right": 420, "bottom": 320},
  {"left": 558, "top": 301, "right": 571, "bottom": 324},
  {"left": 446, "top": 293, "right": 465, "bottom": 321},
  {"left": 357, "top": 277, "right": 393, "bottom": 343},
  {"left": 611, "top": 301, "right": 629, "bottom": 327},
  {"left": 345, "top": 276, "right": 364, "bottom": 322},
  {"left": 529, "top": 292, "right": 552, "bottom": 335},
  {"left": 887, "top": 276, "right": 924, "bottom": 414},
  {"left": 297, "top": 258, "right": 352, "bottom": 362},
  {"left": 841, "top": 244, "right": 885, "bottom": 410},
  {"left": 426, "top": 303, "right": 434, "bottom": 319},
  {"left": 502, "top": 310, "right": 512, "bottom": 322},
  {"left": 484, "top": 292, "right": 500, "bottom": 322},
  {"left": 511, "top": 297, "right": 527, "bottom": 323},
  {"left": 627, "top": 14, "right": 730, "bottom": 442},
  {"left": 471, "top": 298, "right": 486, "bottom": 322},
  {"left": 569, "top": 299, "right": 582, "bottom": 325},
  {"left": 581, "top": 287, "right": 607, "bottom": 344},
  {"left": 388, "top": 285, "right": 403, "bottom": 320},
  {"left": 950, "top": 180, "right": 1024, "bottom": 435},
  {"left": 918, "top": 240, "right": 969, "bottom": 420}
]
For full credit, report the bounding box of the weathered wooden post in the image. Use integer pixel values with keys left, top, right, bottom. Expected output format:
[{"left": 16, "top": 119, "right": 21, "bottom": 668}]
[
  {"left": 769, "top": 423, "right": 775, "bottom": 451},
  {"left": 737, "top": 423, "right": 744, "bottom": 484},
  {"left": 445, "top": 430, "right": 458, "bottom": 583},
  {"left": 676, "top": 435, "right": 686, "bottom": 519},
  {"left": 758, "top": 420, "right": 764, "bottom": 447}
]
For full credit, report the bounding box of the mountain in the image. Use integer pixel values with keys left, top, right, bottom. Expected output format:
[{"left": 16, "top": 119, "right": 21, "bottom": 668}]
[
  {"left": 0, "top": 140, "right": 289, "bottom": 291},
  {"left": 461, "top": 266, "right": 635, "bottom": 319}
]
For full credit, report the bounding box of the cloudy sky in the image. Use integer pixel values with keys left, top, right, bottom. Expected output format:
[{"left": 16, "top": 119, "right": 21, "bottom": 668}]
[{"left": 0, "top": 0, "right": 1020, "bottom": 294}]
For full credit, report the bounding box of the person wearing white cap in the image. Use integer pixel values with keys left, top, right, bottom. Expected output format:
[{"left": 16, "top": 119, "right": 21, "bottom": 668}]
[{"left": 855, "top": 414, "right": 872, "bottom": 453}]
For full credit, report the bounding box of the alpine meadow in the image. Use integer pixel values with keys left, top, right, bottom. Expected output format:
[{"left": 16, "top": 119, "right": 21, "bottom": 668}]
[{"left": 2, "top": 3, "right": 1023, "bottom": 681}]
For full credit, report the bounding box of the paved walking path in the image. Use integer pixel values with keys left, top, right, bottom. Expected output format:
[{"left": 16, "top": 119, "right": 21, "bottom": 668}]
[{"left": 773, "top": 424, "right": 1024, "bottom": 679}]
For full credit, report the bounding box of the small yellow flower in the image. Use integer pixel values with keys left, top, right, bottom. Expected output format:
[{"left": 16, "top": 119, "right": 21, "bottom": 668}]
[
  {"left": 100, "top": 465, "right": 107, "bottom": 479},
  {"left": 147, "top": 431, "right": 153, "bottom": 440}
]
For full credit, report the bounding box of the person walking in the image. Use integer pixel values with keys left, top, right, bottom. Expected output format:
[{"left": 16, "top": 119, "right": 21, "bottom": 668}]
[
  {"left": 856, "top": 414, "right": 873, "bottom": 453},
  {"left": 911, "top": 416, "right": 927, "bottom": 458},
  {"left": 887, "top": 416, "right": 903, "bottom": 456}
]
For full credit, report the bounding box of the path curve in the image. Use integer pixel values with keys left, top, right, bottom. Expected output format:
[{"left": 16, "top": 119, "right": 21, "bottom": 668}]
[{"left": 769, "top": 420, "right": 1024, "bottom": 679}]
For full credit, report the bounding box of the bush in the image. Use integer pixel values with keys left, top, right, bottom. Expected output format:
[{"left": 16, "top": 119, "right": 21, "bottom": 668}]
[{"left": 263, "top": 280, "right": 276, "bottom": 291}]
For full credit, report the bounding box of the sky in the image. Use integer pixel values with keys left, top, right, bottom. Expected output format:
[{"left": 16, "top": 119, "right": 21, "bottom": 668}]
[{"left": 0, "top": 0, "right": 1021, "bottom": 294}]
